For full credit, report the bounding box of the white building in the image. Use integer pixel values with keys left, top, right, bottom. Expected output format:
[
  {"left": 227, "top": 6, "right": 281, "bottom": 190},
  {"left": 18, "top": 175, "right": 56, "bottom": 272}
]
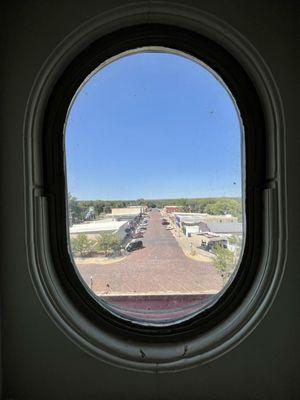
[
  {"left": 206, "top": 222, "right": 243, "bottom": 235},
  {"left": 69, "top": 218, "right": 130, "bottom": 240},
  {"left": 184, "top": 225, "right": 203, "bottom": 237},
  {"left": 110, "top": 207, "right": 143, "bottom": 221},
  {"left": 174, "top": 212, "right": 238, "bottom": 225}
]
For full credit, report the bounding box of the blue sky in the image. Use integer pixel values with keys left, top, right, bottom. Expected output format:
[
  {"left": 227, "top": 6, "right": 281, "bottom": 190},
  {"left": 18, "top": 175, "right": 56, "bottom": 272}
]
[{"left": 65, "top": 51, "right": 243, "bottom": 200}]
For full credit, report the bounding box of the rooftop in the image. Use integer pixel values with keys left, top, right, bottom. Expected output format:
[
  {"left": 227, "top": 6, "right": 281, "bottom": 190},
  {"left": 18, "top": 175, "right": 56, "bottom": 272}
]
[
  {"left": 110, "top": 207, "right": 142, "bottom": 216},
  {"left": 70, "top": 219, "right": 128, "bottom": 234},
  {"left": 198, "top": 232, "right": 227, "bottom": 242},
  {"left": 174, "top": 213, "right": 237, "bottom": 224},
  {"left": 175, "top": 212, "right": 209, "bottom": 217},
  {"left": 207, "top": 222, "right": 243, "bottom": 234}
]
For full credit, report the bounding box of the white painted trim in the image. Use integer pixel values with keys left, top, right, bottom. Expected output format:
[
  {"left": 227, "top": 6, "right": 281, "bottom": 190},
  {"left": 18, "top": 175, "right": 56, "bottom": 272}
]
[{"left": 23, "top": 1, "right": 287, "bottom": 372}]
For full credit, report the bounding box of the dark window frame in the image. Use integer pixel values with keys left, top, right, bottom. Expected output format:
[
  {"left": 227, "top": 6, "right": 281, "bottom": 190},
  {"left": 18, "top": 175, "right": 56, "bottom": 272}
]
[
  {"left": 24, "top": 7, "right": 286, "bottom": 371},
  {"left": 43, "top": 24, "right": 264, "bottom": 336}
]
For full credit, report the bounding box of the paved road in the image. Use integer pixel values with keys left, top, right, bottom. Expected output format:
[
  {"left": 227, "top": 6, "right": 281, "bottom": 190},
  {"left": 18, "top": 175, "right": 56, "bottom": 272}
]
[{"left": 76, "top": 209, "right": 222, "bottom": 296}]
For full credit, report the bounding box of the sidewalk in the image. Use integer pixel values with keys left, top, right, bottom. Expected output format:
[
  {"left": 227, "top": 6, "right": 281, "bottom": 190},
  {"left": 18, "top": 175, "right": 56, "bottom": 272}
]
[{"left": 166, "top": 221, "right": 214, "bottom": 264}]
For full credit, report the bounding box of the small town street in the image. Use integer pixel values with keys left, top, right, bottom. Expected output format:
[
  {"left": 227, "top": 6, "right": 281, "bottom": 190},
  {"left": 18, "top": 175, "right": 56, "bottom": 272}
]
[{"left": 76, "top": 209, "right": 223, "bottom": 296}]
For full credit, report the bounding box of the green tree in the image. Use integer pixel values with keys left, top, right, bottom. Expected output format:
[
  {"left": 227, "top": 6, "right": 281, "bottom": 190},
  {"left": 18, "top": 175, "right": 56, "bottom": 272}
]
[
  {"left": 177, "top": 198, "right": 189, "bottom": 212},
  {"left": 228, "top": 235, "right": 242, "bottom": 246},
  {"left": 114, "top": 201, "right": 127, "bottom": 208},
  {"left": 68, "top": 194, "right": 90, "bottom": 223},
  {"left": 228, "top": 235, "right": 243, "bottom": 261},
  {"left": 71, "top": 234, "right": 95, "bottom": 257},
  {"left": 95, "top": 233, "right": 122, "bottom": 256},
  {"left": 94, "top": 200, "right": 105, "bottom": 216},
  {"left": 136, "top": 198, "right": 146, "bottom": 205},
  {"left": 213, "top": 244, "right": 235, "bottom": 283},
  {"left": 203, "top": 198, "right": 242, "bottom": 220},
  {"left": 147, "top": 202, "right": 157, "bottom": 208}
]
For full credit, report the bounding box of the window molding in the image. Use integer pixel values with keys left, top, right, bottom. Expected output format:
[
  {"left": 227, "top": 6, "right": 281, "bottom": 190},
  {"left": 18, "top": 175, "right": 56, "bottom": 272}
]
[{"left": 24, "top": 2, "right": 287, "bottom": 372}]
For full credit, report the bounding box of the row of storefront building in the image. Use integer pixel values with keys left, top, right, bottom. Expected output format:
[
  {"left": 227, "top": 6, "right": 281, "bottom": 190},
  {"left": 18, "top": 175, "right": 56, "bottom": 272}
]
[
  {"left": 69, "top": 205, "right": 243, "bottom": 254},
  {"left": 69, "top": 207, "right": 145, "bottom": 241},
  {"left": 161, "top": 207, "right": 243, "bottom": 253}
]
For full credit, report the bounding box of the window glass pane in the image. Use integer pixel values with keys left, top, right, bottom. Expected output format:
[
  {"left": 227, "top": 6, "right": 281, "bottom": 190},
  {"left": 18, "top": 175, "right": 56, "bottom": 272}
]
[{"left": 65, "top": 50, "right": 245, "bottom": 325}]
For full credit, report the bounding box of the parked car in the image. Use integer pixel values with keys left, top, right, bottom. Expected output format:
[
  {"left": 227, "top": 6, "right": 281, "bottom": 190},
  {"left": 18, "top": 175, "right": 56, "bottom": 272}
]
[
  {"left": 136, "top": 228, "right": 146, "bottom": 234},
  {"left": 162, "top": 221, "right": 169, "bottom": 225},
  {"left": 125, "top": 240, "right": 143, "bottom": 252},
  {"left": 132, "top": 232, "right": 143, "bottom": 238}
]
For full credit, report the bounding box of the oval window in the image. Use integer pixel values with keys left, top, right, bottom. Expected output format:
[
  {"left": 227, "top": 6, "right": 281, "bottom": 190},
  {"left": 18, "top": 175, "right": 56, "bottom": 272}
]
[{"left": 65, "top": 49, "right": 245, "bottom": 325}]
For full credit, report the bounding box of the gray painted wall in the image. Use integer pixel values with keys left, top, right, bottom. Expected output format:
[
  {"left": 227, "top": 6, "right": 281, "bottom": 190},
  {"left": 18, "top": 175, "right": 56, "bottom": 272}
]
[{"left": 1, "top": 1, "right": 299, "bottom": 399}]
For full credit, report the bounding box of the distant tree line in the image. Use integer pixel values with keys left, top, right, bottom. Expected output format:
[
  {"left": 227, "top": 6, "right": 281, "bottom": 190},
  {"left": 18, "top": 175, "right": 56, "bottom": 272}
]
[
  {"left": 152, "top": 197, "right": 242, "bottom": 219},
  {"left": 68, "top": 194, "right": 242, "bottom": 223}
]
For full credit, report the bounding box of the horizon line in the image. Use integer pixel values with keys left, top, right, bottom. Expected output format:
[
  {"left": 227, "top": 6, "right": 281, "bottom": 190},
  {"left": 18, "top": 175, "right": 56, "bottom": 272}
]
[{"left": 72, "top": 195, "right": 242, "bottom": 202}]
